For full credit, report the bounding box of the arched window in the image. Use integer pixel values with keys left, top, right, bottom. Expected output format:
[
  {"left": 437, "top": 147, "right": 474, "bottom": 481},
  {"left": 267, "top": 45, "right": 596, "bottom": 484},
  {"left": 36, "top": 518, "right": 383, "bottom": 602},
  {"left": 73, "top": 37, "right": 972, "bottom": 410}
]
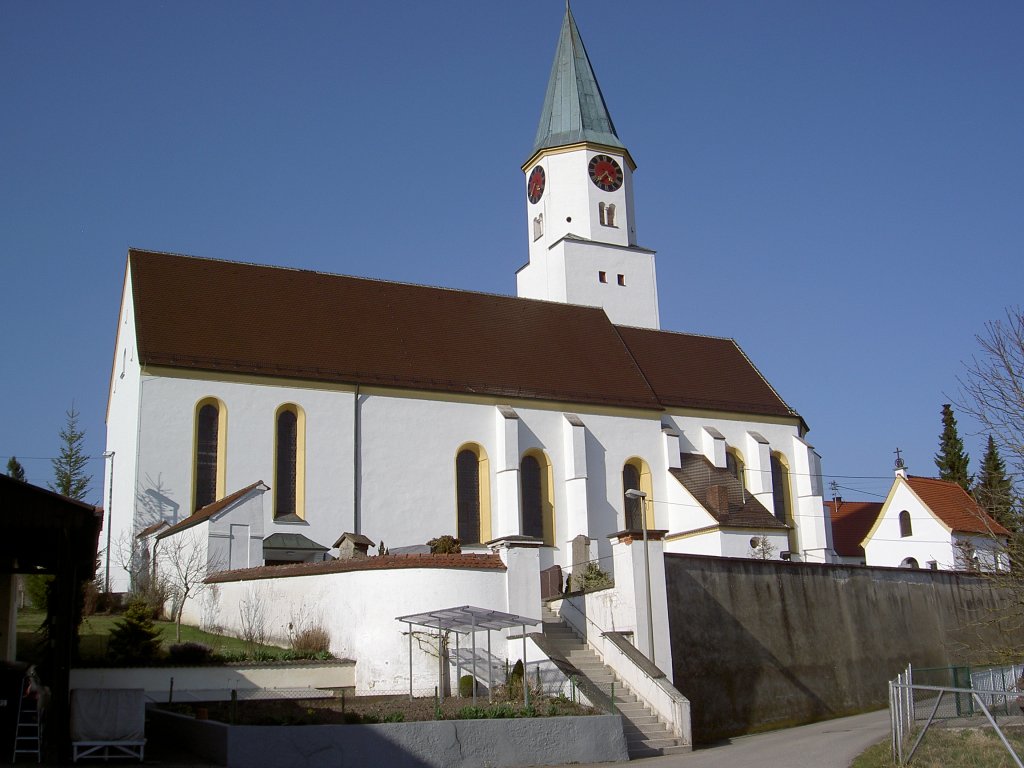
[
  {"left": 771, "top": 452, "right": 798, "bottom": 553},
  {"left": 533, "top": 213, "right": 544, "bottom": 241},
  {"left": 520, "top": 451, "right": 554, "bottom": 545},
  {"left": 193, "top": 398, "right": 226, "bottom": 511},
  {"left": 606, "top": 203, "right": 616, "bottom": 227},
  {"left": 726, "top": 449, "right": 745, "bottom": 488},
  {"left": 900, "top": 557, "right": 919, "bottom": 569},
  {"left": 622, "top": 458, "right": 654, "bottom": 530},
  {"left": 456, "top": 444, "right": 491, "bottom": 544},
  {"left": 274, "top": 404, "right": 305, "bottom": 520},
  {"left": 899, "top": 510, "right": 912, "bottom": 538}
]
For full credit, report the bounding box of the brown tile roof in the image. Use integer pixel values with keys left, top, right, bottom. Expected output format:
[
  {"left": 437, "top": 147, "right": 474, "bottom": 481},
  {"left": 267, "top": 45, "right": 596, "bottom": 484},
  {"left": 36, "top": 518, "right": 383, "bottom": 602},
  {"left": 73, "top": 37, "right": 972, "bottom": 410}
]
[
  {"left": 825, "top": 500, "right": 882, "bottom": 559},
  {"left": 615, "top": 326, "right": 798, "bottom": 420},
  {"left": 206, "top": 552, "right": 506, "bottom": 583},
  {"left": 157, "top": 481, "right": 267, "bottom": 539},
  {"left": 136, "top": 520, "right": 169, "bottom": 539},
  {"left": 906, "top": 476, "right": 1010, "bottom": 536},
  {"left": 670, "top": 454, "right": 788, "bottom": 530},
  {"left": 127, "top": 249, "right": 803, "bottom": 420}
]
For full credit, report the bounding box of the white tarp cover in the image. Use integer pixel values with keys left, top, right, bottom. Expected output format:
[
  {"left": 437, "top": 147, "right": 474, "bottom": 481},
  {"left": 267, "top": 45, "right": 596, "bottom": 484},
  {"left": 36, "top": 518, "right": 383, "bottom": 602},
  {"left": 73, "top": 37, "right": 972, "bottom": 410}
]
[{"left": 70, "top": 689, "right": 145, "bottom": 741}]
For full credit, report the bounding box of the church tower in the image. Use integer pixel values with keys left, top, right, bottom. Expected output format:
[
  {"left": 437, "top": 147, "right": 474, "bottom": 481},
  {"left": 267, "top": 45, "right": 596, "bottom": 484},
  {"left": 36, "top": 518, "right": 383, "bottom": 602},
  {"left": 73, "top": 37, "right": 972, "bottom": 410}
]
[{"left": 517, "top": 4, "right": 660, "bottom": 329}]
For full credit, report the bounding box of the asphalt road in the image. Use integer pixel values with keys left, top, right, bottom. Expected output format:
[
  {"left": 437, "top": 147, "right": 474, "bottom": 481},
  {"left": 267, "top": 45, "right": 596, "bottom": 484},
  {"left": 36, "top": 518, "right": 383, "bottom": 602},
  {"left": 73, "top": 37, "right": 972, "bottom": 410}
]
[{"left": 574, "top": 708, "right": 892, "bottom": 768}]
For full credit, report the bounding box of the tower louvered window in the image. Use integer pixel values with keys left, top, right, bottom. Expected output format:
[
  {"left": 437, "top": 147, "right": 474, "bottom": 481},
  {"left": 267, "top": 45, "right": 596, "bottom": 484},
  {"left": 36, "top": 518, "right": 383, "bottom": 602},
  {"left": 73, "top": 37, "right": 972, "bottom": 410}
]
[
  {"left": 457, "top": 449, "right": 481, "bottom": 544},
  {"left": 276, "top": 409, "right": 297, "bottom": 519},
  {"left": 195, "top": 403, "right": 219, "bottom": 511}
]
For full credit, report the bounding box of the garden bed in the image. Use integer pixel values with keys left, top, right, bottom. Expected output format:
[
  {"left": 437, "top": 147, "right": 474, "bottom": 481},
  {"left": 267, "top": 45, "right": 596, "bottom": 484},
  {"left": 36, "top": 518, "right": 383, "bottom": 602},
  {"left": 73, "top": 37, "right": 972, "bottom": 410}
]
[{"left": 160, "top": 692, "right": 598, "bottom": 725}]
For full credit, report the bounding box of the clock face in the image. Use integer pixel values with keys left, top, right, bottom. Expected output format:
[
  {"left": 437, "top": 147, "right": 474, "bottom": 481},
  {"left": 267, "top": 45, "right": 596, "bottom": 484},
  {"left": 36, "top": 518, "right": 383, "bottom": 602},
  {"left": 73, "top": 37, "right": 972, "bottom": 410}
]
[
  {"left": 527, "top": 165, "right": 546, "bottom": 204},
  {"left": 588, "top": 154, "right": 623, "bottom": 192}
]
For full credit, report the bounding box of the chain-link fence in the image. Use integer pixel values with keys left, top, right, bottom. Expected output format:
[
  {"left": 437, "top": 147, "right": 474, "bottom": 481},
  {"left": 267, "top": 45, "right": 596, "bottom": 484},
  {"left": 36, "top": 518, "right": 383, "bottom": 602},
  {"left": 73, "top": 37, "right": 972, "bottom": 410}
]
[{"left": 889, "top": 663, "right": 1024, "bottom": 766}]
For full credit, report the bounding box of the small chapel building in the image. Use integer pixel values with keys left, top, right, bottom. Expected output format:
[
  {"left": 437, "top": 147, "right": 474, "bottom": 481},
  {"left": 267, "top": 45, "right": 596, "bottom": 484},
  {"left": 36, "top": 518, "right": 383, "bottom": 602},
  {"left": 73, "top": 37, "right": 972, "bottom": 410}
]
[{"left": 103, "top": 5, "right": 835, "bottom": 594}]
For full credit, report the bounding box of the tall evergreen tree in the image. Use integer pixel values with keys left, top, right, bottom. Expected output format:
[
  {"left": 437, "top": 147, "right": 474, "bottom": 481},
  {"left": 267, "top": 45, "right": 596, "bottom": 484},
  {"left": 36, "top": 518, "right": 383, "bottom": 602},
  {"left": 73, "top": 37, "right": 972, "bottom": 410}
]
[
  {"left": 935, "top": 403, "right": 971, "bottom": 491},
  {"left": 49, "top": 404, "right": 92, "bottom": 500},
  {"left": 974, "top": 435, "right": 1018, "bottom": 532},
  {"left": 6, "top": 456, "right": 25, "bottom": 481}
]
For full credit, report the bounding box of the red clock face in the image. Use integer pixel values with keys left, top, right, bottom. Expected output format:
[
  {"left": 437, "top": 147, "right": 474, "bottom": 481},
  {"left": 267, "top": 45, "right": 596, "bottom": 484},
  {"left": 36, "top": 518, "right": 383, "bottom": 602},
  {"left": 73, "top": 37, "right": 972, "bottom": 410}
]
[
  {"left": 588, "top": 154, "right": 623, "bottom": 192},
  {"left": 527, "top": 165, "right": 546, "bottom": 204}
]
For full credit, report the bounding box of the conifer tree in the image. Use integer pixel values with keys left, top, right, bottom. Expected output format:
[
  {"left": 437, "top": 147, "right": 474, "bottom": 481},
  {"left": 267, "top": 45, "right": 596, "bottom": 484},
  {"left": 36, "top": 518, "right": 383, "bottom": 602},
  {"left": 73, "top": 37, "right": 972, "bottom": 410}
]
[
  {"left": 49, "top": 404, "right": 92, "bottom": 500},
  {"left": 934, "top": 403, "right": 971, "bottom": 491},
  {"left": 6, "top": 456, "right": 25, "bottom": 481},
  {"left": 974, "top": 435, "right": 1018, "bottom": 532}
]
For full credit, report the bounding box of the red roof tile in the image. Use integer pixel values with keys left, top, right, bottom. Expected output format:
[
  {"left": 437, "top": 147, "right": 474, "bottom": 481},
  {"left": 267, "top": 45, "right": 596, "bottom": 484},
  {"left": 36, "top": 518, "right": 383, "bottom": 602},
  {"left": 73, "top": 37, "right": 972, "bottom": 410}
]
[
  {"left": 127, "top": 249, "right": 803, "bottom": 421},
  {"left": 825, "top": 500, "right": 882, "bottom": 559},
  {"left": 157, "top": 481, "right": 266, "bottom": 539},
  {"left": 906, "top": 476, "right": 1010, "bottom": 536},
  {"left": 206, "top": 553, "right": 506, "bottom": 583}
]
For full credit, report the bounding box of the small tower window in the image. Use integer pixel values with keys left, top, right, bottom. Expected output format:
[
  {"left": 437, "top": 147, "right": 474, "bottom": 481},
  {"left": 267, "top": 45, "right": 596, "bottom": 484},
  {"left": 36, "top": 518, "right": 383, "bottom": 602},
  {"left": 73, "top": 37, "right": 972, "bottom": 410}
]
[
  {"left": 533, "top": 213, "right": 544, "bottom": 241},
  {"left": 599, "top": 271, "right": 607, "bottom": 283},
  {"left": 598, "top": 202, "right": 616, "bottom": 227},
  {"left": 617, "top": 274, "right": 625, "bottom": 286}
]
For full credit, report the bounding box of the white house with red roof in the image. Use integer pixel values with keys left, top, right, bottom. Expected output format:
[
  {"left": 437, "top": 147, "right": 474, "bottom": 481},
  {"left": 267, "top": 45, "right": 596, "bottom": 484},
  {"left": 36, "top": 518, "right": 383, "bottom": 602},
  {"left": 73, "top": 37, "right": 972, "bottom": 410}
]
[{"left": 858, "top": 468, "right": 1009, "bottom": 572}]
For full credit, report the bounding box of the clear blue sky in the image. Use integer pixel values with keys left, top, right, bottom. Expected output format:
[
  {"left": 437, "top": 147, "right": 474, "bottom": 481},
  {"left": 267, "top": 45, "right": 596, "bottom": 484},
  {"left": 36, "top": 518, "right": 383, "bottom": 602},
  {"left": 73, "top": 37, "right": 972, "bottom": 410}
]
[{"left": 2, "top": 1, "right": 1022, "bottom": 505}]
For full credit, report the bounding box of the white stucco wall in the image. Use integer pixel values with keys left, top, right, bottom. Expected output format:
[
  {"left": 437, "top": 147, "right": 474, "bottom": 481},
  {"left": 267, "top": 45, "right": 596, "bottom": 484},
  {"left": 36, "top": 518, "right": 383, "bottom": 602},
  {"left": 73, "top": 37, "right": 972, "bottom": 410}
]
[
  {"left": 188, "top": 565, "right": 509, "bottom": 694},
  {"left": 864, "top": 480, "right": 955, "bottom": 569},
  {"left": 103, "top": 266, "right": 144, "bottom": 592}
]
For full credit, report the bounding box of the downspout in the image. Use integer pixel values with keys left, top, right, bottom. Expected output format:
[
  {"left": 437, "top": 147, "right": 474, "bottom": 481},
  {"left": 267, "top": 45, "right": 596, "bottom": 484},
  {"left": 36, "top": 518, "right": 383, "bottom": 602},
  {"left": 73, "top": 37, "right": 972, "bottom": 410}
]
[{"left": 353, "top": 384, "right": 361, "bottom": 534}]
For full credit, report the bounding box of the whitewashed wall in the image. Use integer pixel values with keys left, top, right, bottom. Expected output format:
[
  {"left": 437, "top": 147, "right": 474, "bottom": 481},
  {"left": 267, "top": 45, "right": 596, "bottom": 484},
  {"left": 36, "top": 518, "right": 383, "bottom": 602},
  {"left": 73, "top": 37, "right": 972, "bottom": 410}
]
[
  {"left": 103, "top": 267, "right": 144, "bottom": 592},
  {"left": 864, "top": 481, "right": 955, "bottom": 569},
  {"left": 187, "top": 565, "right": 509, "bottom": 694}
]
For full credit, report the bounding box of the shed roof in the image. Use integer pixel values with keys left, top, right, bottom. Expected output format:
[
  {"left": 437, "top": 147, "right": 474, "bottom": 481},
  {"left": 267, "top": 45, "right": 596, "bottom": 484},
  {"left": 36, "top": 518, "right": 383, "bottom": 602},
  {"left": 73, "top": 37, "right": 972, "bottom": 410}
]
[
  {"left": 670, "top": 454, "right": 788, "bottom": 530},
  {"left": 157, "top": 481, "right": 267, "bottom": 539},
  {"left": 263, "top": 533, "right": 328, "bottom": 552},
  {"left": 397, "top": 605, "right": 536, "bottom": 634}
]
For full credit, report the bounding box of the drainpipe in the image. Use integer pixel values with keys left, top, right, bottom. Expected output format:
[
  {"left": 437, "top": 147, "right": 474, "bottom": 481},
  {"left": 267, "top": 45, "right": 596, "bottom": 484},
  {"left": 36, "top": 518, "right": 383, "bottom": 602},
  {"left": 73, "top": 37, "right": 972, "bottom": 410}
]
[
  {"left": 103, "top": 451, "right": 115, "bottom": 593},
  {"left": 353, "top": 384, "right": 361, "bottom": 534}
]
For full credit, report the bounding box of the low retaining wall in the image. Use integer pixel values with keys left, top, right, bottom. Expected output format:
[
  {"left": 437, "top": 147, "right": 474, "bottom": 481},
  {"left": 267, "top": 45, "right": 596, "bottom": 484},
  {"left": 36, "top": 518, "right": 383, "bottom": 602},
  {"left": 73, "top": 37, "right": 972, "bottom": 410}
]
[
  {"left": 148, "top": 709, "right": 628, "bottom": 768},
  {"left": 71, "top": 660, "right": 355, "bottom": 701}
]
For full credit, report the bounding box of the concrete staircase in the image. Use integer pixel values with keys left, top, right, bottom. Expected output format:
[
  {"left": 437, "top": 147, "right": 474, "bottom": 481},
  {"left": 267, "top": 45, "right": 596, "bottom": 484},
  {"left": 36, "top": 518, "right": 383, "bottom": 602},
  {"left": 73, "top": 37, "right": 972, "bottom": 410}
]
[{"left": 540, "top": 606, "right": 687, "bottom": 758}]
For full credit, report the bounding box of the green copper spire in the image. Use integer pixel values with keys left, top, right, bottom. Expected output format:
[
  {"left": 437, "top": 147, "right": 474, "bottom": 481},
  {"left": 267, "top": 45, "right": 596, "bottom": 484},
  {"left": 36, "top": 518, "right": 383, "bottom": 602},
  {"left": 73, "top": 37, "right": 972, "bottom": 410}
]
[{"left": 532, "top": 4, "right": 624, "bottom": 155}]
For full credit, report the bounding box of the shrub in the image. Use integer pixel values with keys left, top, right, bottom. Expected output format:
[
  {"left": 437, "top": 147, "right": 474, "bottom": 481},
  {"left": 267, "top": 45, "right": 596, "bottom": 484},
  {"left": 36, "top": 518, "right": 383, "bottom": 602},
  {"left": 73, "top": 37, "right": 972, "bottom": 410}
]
[
  {"left": 167, "top": 641, "right": 214, "bottom": 665},
  {"left": 107, "top": 598, "right": 162, "bottom": 664},
  {"left": 569, "top": 561, "right": 613, "bottom": 592},
  {"left": 459, "top": 674, "right": 475, "bottom": 698},
  {"left": 427, "top": 535, "right": 461, "bottom": 554},
  {"left": 292, "top": 624, "right": 331, "bottom": 655}
]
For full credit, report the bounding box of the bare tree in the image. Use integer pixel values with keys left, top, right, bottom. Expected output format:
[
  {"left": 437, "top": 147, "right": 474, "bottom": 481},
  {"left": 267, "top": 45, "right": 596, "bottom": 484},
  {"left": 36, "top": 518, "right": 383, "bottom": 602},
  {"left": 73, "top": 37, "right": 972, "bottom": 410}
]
[
  {"left": 958, "top": 307, "right": 1024, "bottom": 484},
  {"left": 157, "top": 530, "right": 219, "bottom": 642}
]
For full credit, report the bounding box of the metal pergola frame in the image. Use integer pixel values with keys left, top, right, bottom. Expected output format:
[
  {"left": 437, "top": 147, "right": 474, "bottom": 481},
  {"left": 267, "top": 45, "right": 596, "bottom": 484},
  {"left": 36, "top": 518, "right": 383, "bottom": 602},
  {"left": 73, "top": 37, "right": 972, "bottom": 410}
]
[{"left": 396, "top": 605, "right": 536, "bottom": 708}]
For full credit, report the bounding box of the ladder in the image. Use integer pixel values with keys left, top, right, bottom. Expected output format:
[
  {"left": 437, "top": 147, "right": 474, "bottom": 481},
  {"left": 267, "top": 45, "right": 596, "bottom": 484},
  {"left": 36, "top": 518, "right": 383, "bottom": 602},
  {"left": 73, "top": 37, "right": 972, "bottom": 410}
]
[{"left": 11, "top": 675, "right": 41, "bottom": 764}]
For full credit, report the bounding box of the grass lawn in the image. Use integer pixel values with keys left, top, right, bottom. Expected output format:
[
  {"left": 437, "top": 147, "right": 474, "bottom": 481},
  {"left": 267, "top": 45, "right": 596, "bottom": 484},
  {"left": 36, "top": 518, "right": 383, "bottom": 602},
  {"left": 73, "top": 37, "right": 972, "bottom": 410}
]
[
  {"left": 16, "top": 608, "right": 287, "bottom": 664},
  {"left": 852, "top": 727, "right": 1024, "bottom": 768}
]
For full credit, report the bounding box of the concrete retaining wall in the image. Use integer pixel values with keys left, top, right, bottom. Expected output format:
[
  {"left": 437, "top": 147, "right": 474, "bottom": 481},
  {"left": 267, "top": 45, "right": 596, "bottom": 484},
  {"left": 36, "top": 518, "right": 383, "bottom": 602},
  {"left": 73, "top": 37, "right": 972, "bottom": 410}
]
[
  {"left": 72, "top": 660, "right": 355, "bottom": 700},
  {"left": 148, "top": 709, "right": 628, "bottom": 767},
  {"left": 665, "top": 554, "right": 1024, "bottom": 743}
]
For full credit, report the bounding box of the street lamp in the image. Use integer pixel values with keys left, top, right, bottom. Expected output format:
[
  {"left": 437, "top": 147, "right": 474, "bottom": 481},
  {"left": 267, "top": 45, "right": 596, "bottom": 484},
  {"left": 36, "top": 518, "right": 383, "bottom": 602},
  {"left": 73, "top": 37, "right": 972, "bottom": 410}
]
[{"left": 625, "top": 488, "right": 655, "bottom": 664}]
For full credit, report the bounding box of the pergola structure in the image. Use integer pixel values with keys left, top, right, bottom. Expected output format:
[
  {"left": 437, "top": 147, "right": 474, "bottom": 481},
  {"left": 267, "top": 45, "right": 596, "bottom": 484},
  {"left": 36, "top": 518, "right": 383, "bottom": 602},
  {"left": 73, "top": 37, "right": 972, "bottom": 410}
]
[
  {"left": 0, "top": 475, "right": 103, "bottom": 761},
  {"left": 396, "top": 605, "right": 536, "bottom": 707}
]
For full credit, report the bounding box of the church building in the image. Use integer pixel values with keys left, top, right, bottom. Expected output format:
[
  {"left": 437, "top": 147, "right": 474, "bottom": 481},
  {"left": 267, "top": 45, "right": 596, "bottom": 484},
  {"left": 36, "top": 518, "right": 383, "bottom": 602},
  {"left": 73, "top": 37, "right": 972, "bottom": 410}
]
[{"left": 103, "top": 5, "right": 835, "bottom": 594}]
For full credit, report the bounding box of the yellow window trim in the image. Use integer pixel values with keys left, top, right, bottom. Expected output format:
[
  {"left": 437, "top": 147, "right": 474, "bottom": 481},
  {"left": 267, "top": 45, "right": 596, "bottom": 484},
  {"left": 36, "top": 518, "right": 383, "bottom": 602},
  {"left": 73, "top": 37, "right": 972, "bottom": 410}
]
[
  {"left": 456, "top": 442, "right": 492, "bottom": 544},
  {"left": 192, "top": 396, "right": 227, "bottom": 513},
  {"left": 274, "top": 403, "right": 306, "bottom": 520},
  {"left": 522, "top": 449, "right": 556, "bottom": 546},
  {"left": 624, "top": 456, "right": 655, "bottom": 529}
]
